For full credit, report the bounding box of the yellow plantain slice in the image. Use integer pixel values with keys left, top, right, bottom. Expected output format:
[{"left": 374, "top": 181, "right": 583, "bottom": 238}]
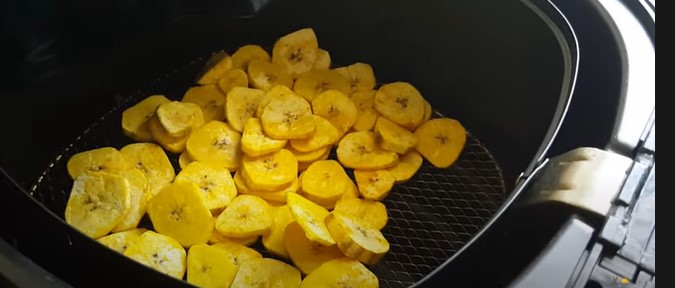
[
  {"left": 255, "top": 85, "right": 296, "bottom": 118},
  {"left": 333, "top": 62, "right": 376, "bottom": 93},
  {"left": 300, "top": 160, "right": 349, "bottom": 205},
  {"left": 354, "top": 169, "right": 396, "bottom": 201},
  {"left": 147, "top": 182, "right": 213, "bottom": 247},
  {"left": 112, "top": 168, "right": 149, "bottom": 232},
  {"left": 313, "top": 48, "right": 331, "bottom": 70},
  {"left": 247, "top": 59, "right": 294, "bottom": 91},
  {"left": 156, "top": 101, "right": 205, "bottom": 138},
  {"left": 209, "top": 229, "right": 259, "bottom": 246},
  {"left": 292, "top": 69, "right": 350, "bottom": 101},
  {"left": 147, "top": 115, "right": 190, "bottom": 153},
  {"left": 231, "top": 44, "right": 271, "bottom": 70},
  {"left": 241, "top": 118, "right": 287, "bottom": 157},
  {"left": 240, "top": 149, "right": 297, "bottom": 191},
  {"left": 196, "top": 51, "right": 233, "bottom": 85},
  {"left": 350, "top": 89, "right": 379, "bottom": 131},
  {"left": 311, "top": 89, "right": 358, "bottom": 137},
  {"left": 300, "top": 258, "right": 378, "bottom": 288},
  {"left": 187, "top": 244, "right": 238, "bottom": 288},
  {"left": 97, "top": 228, "right": 147, "bottom": 254},
  {"left": 261, "top": 92, "right": 315, "bottom": 140},
  {"left": 186, "top": 121, "right": 243, "bottom": 170},
  {"left": 423, "top": 99, "right": 433, "bottom": 123},
  {"left": 289, "top": 115, "right": 340, "bottom": 152},
  {"left": 174, "top": 161, "right": 237, "bottom": 212},
  {"left": 415, "top": 118, "right": 467, "bottom": 168},
  {"left": 122, "top": 95, "right": 171, "bottom": 142},
  {"left": 272, "top": 28, "right": 319, "bottom": 77},
  {"left": 284, "top": 222, "right": 344, "bottom": 275},
  {"left": 182, "top": 85, "right": 227, "bottom": 123},
  {"left": 286, "top": 144, "right": 330, "bottom": 164},
  {"left": 212, "top": 240, "right": 263, "bottom": 267},
  {"left": 374, "top": 82, "right": 426, "bottom": 130},
  {"left": 120, "top": 143, "right": 175, "bottom": 196},
  {"left": 374, "top": 116, "right": 418, "bottom": 154},
  {"left": 233, "top": 170, "right": 298, "bottom": 203},
  {"left": 225, "top": 87, "right": 265, "bottom": 132},
  {"left": 215, "top": 195, "right": 272, "bottom": 238},
  {"left": 217, "top": 68, "right": 249, "bottom": 94},
  {"left": 65, "top": 172, "right": 131, "bottom": 238},
  {"left": 67, "top": 147, "right": 131, "bottom": 179},
  {"left": 261, "top": 205, "right": 295, "bottom": 258},
  {"left": 334, "top": 197, "right": 388, "bottom": 230},
  {"left": 336, "top": 131, "right": 399, "bottom": 170},
  {"left": 287, "top": 193, "right": 335, "bottom": 246},
  {"left": 124, "top": 231, "right": 187, "bottom": 279},
  {"left": 387, "top": 150, "right": 424, "bottom": 183},
  {"left": 230, "top": 258, "right": 301, "bottom": 288},
  {"left": 325, "top": 211, "right": 390, "bottom": 265},
  {"left": 178, "top": 151, "right": 193, "bottom": 169}
]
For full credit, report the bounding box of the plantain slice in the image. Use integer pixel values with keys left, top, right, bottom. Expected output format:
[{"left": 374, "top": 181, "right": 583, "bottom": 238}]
[
  {"left": 300, "top": 258, "right": 378, "bottom": 288},
  {"left": 187, "top": 244, "right": 239, "bottom": 288},
  {"left": 297, "top": 148, "right": 331, "bottom": 172},
  {"left": 350, "top": 89, "right": 379, "bottom": 131},
  {"left": 387, "top": 150, "right": 423, "bottom": 183},
  {"left": 287, "top": 193, "right": 335, "bottom": 246},
  {"left": 334, "top": 197, "right": 388, "bottom": 230},
  {"left": 182, "top": 85, "right": 227, "bottom": 123},
  {"left": 196, "top": 51, "right": 233, "bottom": 85},
  {"left": 122, "top": 95, "right": 171, "bottom": 142},
  {"left": 97, "top": 228, "right": 147, "bottom": 254},
  {"left": 156, "top": 101, "right": 205, "bottom": 138},
  {"left": 147, "top": 182, "right": 213, "bottom": 247},
  {"left": 261, "top": 91, "right": 315, "bottom": 140},
  {"left": 333, "top": 62, "right": 376, "bottom": 93},
  {"left": 313, "top": 49, "right": 331, "bottom": 70},
  {"left": 255, "top": 85, "right": 296, "bottom": 118},
  {"left": 178, "top": 151, "right": 193, "bottom": 169},
  {"left": 311, "top": 90, "right": 358, "bottom": 137},
  {"left": 354, "top": 169, "right": 396, "bottom": 201},
  {"left": 240, "top": 149, "right": 297, "bottom": 191},
  {"left": 261, "top": 205, "right": 295, "bottom": 258},
  {"left": 336, "top": 131, "right": 399, "bottom": 170},
  {"left": 112, "top": 168, "right": 149, "bottom": 232},
  {"left": 284, "top": 222, "right": 344, "bottom": 275},
  {"left": 325, "top": 211, "right": 390, "bottom": 265},
  {"left": 120, "top": 143, "right": 175, "bottom": 195},
  {"left": 374, "top": 82, "right": 426, "bottom": 130},
  {"left": 300, "top": 160, "right": 349, "bottom": 205},
  {"left": 124, "top": 231, "right": 187, "bottom": 279},
  {"left": 186, "top": 121, "right": 243, "bottom": 170},
  {"left": 286, "top": 144, "right": 330, "bottom": 163},
  {"left": 225, "top": 87, "right": 265, "bottom": 132},
  {"left": 234, "top": 170, "right": 298, "bottom": 203},
  {"left": 212, "top": 240, "right": 263, "bottom": 267},
  {"left": 241, "top": 118, "right": 287, "bottom": 157},
  {"left": 423, "top": 99, "right": 433, "bottom": 123},
  {"left": 374, "top": 116, "right": 418, "bottom": 154},
  {"left": 231, "top": 44, "right": 271, "bottom": 70},
  {"left": 209, "top": 228, "right": 259, "bottom": 247},
  {"left": 272, "top": 28, "right": 319, "bottom": 77},
  {"left": 289, "top": 115, "right": 340, "bottom": 152},
  {"left": 67, "top": 147, "right": 131, "bottom": 179},
  {"left": 248, "top": 59, "right": 294, "bottom": 91},
  {"left": 414, "top": 118, "right": 467, "bottom": 168},
  {"left": 174, "top": 162, "right": 237, "bottom": 212},
  {"left": 65, "top": 172, "right": 131, "bottom": 238},
  {"left": 217, "top": 68, "right": 249, "bottom": 94},
  {"left": 147, "top": 115, "right": 190, "bottom": 153},
  {"left": 215, "top": 195, "right": 272, "bottom": 238},
  {"left": 230, "top": 258, "right": 301, "bottom": 288},
  {"left": 292, "top": 69, "right": 350, "bottom": 102}
]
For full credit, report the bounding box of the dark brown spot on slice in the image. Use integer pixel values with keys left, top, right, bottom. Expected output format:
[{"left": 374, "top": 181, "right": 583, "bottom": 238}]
[
  {"left": 395, "top": 97, "right": 409, "bottom": 108},
  {"left": 212, "top": 138, "right": 230, "bottom": 150},
  {"left": 435, "top": 135, "right": 449, "bottom": 145},
  {"left": 290, "top": 49, "right": 303, "bottom": 63},
  {"left": 316, "top": 81, "right": 330, "bottom": 93},
  {"left": 170, "top": 207, "right": 183, "bottom": 222}
]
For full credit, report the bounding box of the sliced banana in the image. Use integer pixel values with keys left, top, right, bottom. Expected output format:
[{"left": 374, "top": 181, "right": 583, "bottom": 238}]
[
  {"left": 297, "top": 148, "right": 331, "bottom": 172},
  {"left": 261, "top": 205, "right": 295, "bottom": 258},
  {"left": 374, "top": 116, "right": 418, "bottom": 154},
  {"left": 300, "top": 258, "right": 378, "bottom": 288},
  {"left": 112, "top": 168, "right": 149, "bottom": 232},
  {"left": 293, "top": 69, "right": 350, "bottom": 101},
  {"left": 230, "top": 258, "right": 301, "bottom": 288},
  {"left": 336, "top": 131, "right": 399, "bottom": 170},
  {"left": 240, "top": 149, "right": 297, "bottom": 191},
  {"left": 212, "top": 240, "right": 263, "bottom": 266},
  {"left": 122, "top": 95, "right": 170, "bottom": 142},
  {"left": 313, "top": 48, "right": 331, "bottom": 70},
  {"left": 300, "top": 160, "right": 349, "bottom": 206},
  {"left": 423, "top": 99, "right": 433, "bottom": 123},
  {"left": 234, "top": 170, "right": 297, "bottom": 203},
  {"left": 120, "top": 143, "right": 175, "bottom": 196},
  {"left": 67, "top": 147, "right": 131, "bottom": 179},
  {"left": 231, "top": 44, "right": 271, "bottom": 70},
  {"left": 255, "top": 85, "right": 296, "bottom": 118},
  {"left": 261, "top": 92, "right": 315, "bottom": 140},
  {"left": 333, "top": 62, "right": 376, "bottom": 92},
  {"left": 354, "top": 169, "right": 395, "bottom": 201},
  {"left": 286, "top": 145, "right": 331, "bottom": 164},
  {"left": 182, "top": 85, "right": 227, "bottom": 123},
  {"left": 209, "top": 229, "right": 259, "bottom": 247},
  {"left": 247, "top": 59, "right": 293, "bottom": 91},
  {"left": 65, "top": 172, "right": 131, "bottom": 238},
  {"left": 325, "top": 211, "right": 390, "bottom": 265},
  {"left": 225, "top": 87, "right": 265, "bottom": 132},
  {"left": 334, "top": 197, "right": 388, "bottom": 230},
  {"left": 287, "top": 193, "right": 335, "bottom": 246},
  {"left": 387, "top": 150, "right": 423, "bottom": 183},
  {"left": 123, "top": 231, "right": 187, "bottom": 279},
  {"left": 289, "top": 115, "right": 340, "bottom": 152},
  {"left": 241, "top": 118, "right": 287, "bottom": 157},
  {"left": 186, "top": 121, "right": 242, "bottom": 170},
  {"left": 350, "top": 90, "right": 378, "bottom": 131},
  {"left": 272, "top": 28, "right": 319, "bottom": 77},
  {"left": 217, "top": 68, "right": 249, "bottom": 94},
  {"left": 196, "top": 51, "right": 233, "bottom": 85},
  {"left": 311, "top": 90, "right": 358, "bottom": 137},
  {"left": 156, "top": 101, "right": 205, "bottom": 138},
  {"left": 178, "top": 151, "right": 193, "bottom": 169},
  {"left": 415, "top": 118, "right": 466, "bottom": 168},
  {"left": 97, "top": 228, "right": 147, "bottom": 254},
  {"left": 147, "top": 182, "right": 214, "bottom": 247},
  {"left": 187, "top": 244, "right": 239, "bottom": 288},
  {"left": 285, "top": 222, "right": 344, "bottom": 275},
  {"left": 215, "top": 195, "right": 272, "bottom": 238},
  {"left": 174, "top": 162, "right": 237, "bottom": 212},
  {"left": 147, "top": 115, "right": 190, "bottom": 153},
  {"left": 374, "top": 82, "right": 426, "bottom": 130}
]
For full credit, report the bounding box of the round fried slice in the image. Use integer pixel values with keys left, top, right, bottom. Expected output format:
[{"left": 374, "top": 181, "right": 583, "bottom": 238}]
[
  {"left": 311, "top": 89, "right": 358, "bottom": 137},
  {"left": 256, "top": 85, "right": 297, "bottom": 118},
  {"left": 241, "top": 118, "right": 287, "bottom": 157},
  {"left": 334, "top": 197, "right": 388, "bottom": 230},
  {"left": 217, "top": 68, "right": 249, "bottom": 94},
  {"left": 209, "top": 229, "right": 259, "bottom": 246},
  {"left": 156, "top": 101, "right": 205, "bottom": 138},
  {"left": 186, "top": 121, "right": 242, "bottom": 170},
  {"left": 241, "top": 149, "right": 297, "bottom": 191},
  {"left": 374, "top": 82, "right": 426, "bottom": 130},
  {"left": 289, "top": 115, "right": 340, "bottom": 152},
  {"left": 230, "top": 258, "right": 301, "bottom": 288},
  {"left": 286, "top": 144, "right": 330, "bottom": 163},
  {"left": 234, "top": 170, "right": 298, "bottom": 203},
  {"left": 301, "top": 160, "right": 349, "bottom": 204},
  {"left": 197, "top": 51, "right": 232, "bottom": 85},
  {"left": 313, "top": 48, "right": 331, "bottom": 70},
  {"left": 336, "top": 131, "right": 399, "bottom": 170},
  {"left": 248, "top": 59, "right": 293, "bottom": 91},
  {"left": 174, "top": 162, "right": 237, "bottom": 211},
  {"left": 225, "top": 87, "right": 265, "bottom": 132},
  {"left": 147, "top": 182, "right": 214, "bottom": 247},
  {"left": 261, "top": 92, "right": 315, "bottom": 139},
  {"left": 123, "top": 231, "right": 186, "bottom": 279},
  {"left": 354, "top": 169, "right": 396, "bottom": 201},
  {"left": 212, "top": 240, "right": 263, "bottom": 266},
  {"left": 112, "top": 168, "right": 149, "bottom": 232},
  {"left": 387, "top": 150, "right": 423, "bottom": 183},
  {"left": 293, "top": 69, "right": 350, "bottom": 101},
  {"left": 325, "top": 211, "right": 390, "bottom": 265},
  {"left": 147, "top": 115, "right": 190, "bottom": 153},
  {"left": 415, "top": 118, "right": 467, "bottom": 168},
  {"left": 97, "top": 228, "right": 147, "bottom": 254},
  {"left": 374, "top": 116, "right": 418, "bottom": 154},
  {"left": 187, "top": 244, "right": 238, "bottom": 288},
  {"left": 122, "top": 95, "right": 170, "bottom": 141},
  {"left": 215, "top": 195, "right": 272, "bottom": 238},
  {"left": 297, "top": 149, "right": 331, "bottom": 172},
  {"left": 178, "top": 151, "right": 193, "bottom": 169},
  {"left": 65, "top": 172, "right": 131, "bottom": 239},
  {"left": 67, "top": 147, "right": 131, "bottom": 179},
  {"left": 300, "top": 258, "right": 378, "bottom": 288},
  {"left": 182, "top": 85, "right": 227, "bottom": 123},
  {"left": 231, "top": 44, "right": 271, "bottom": 70},
  {"left": 423, "top": 99, "right": 433, "bottom": 123},
  {"left": 333, "top": 62, "right": 376, "bottom": 93},
  {"left": 120, "top": 143, "right": 175, "bottom": 195},
  {"left": 285, "top": 222, "right": 344, "bottom": 275},
  {"left": 261, "top": 205, "right": 295, "bottom": 258},
  {"left": 272, "top": 28, "right": 319, "bottom": 77},
  {"left": 287, "top": 193, "right": 335, "bottom": 246},
  {"left": 350, "top": 90, "right": 378, "bottom": 131}
]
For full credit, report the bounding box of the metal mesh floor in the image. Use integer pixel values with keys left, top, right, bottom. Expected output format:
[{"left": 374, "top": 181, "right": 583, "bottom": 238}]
[{"left": 30, "top": 56, "right": 506, "bottom": 288}]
